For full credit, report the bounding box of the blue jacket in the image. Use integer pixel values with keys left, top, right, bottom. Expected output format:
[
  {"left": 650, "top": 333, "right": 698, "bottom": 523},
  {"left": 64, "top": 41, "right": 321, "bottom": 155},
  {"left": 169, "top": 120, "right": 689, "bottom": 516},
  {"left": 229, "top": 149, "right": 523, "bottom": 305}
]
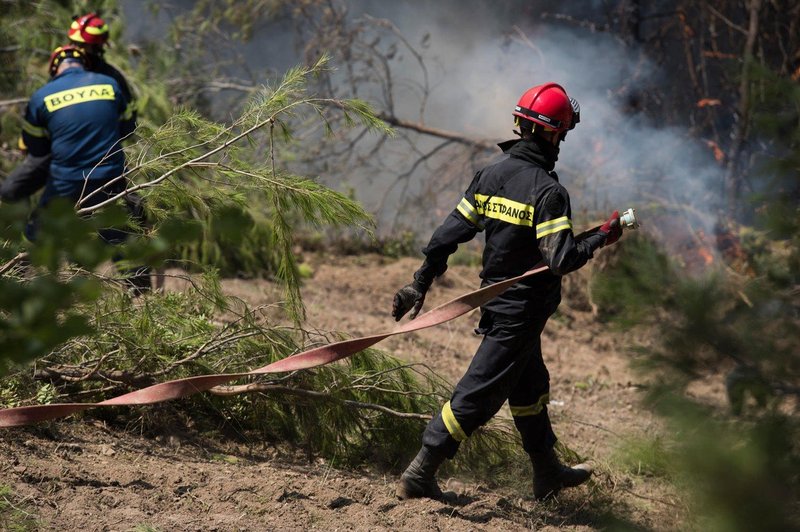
[{"left": 21, "top": 67, "right": 135, "bottom": 182}]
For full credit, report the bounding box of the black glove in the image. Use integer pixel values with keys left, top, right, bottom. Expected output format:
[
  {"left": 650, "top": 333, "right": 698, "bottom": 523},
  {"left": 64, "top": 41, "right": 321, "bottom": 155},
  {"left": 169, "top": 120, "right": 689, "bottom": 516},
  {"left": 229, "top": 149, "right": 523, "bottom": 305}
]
[
  {"left": 598, "top": 210, "right": 622, "bottom": 246},
  {"left": 392, "top": 279, "right": 428, "bottom": 321}
]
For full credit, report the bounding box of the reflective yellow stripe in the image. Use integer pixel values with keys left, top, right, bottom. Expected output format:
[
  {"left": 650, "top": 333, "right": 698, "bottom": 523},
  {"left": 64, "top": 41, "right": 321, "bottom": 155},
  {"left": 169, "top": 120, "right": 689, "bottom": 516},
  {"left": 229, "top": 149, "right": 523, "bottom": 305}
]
[
  {"left": 44, "top": 84, "right": 116, "bottom": 112},
  {"left": 441, "top": 401, "right": 467, "bottom": 442},
  {"left": 22, "top": 120, "right": 48, "bottom": 138},
  {"left": 474, "top": 193, "right": 535, "bottom": 227},
  {"left": 536, "top": 216, "right": 572, "bottom": 238},
  {"left": 509, "top": 393, "right": 550, "bottom": 417},
  {"left": 85, "top": 24, "right": 108, "bottom": 35},
  {"left": 456, "top": 197, "right": 481, "bottom": 227},
  {"left": 70, "top": 20, "right": 109, "bottom": 35}
]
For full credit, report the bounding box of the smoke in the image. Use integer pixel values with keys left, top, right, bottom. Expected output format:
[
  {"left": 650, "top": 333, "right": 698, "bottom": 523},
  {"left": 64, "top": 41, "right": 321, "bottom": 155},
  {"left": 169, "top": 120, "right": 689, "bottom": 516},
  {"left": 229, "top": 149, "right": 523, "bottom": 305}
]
[
  {"left": 120, "top": 0, "right": 726, "bottom": 236},
  {"left": 317, "top": 1, "right": 727, "bottom": 234},
  {"left": 381, "top": 16, "right": 724, "bottom": 223}
]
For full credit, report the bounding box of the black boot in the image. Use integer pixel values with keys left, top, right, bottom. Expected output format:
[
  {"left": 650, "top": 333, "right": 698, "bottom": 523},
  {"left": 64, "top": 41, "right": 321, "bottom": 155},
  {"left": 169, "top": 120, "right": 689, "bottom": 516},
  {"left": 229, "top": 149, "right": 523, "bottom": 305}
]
[
  {"left": 530, "top": 447, "right": 592, "bottom": 500},
  {"left": 397, "top": 446, "right": 447, "bottom": 501}
]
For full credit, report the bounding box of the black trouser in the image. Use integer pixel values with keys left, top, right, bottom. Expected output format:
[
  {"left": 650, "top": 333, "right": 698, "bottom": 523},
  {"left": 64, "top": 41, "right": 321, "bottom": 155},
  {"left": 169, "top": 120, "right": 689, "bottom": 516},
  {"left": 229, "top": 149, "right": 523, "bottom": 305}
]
[
  {"left": 422, "top": 309, "right": 557, "bottom": 459},
  {"left": 22, "top": 176, "right": 151, "bottom": 294}
]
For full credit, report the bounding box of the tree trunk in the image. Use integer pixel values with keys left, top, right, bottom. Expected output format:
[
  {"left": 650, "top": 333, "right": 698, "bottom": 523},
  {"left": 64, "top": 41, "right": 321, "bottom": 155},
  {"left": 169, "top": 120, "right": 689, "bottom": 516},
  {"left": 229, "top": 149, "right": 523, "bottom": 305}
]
[{"left": 725, "top": 0, "right": 762, "bottom": 215}]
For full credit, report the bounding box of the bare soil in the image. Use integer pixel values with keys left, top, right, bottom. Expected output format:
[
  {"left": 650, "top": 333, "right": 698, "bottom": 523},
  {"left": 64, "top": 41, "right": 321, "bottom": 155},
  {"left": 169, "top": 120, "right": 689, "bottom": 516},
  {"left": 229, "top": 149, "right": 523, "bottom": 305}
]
[{"left": 0, "top": 254, "right": 697, "bottom": 531}]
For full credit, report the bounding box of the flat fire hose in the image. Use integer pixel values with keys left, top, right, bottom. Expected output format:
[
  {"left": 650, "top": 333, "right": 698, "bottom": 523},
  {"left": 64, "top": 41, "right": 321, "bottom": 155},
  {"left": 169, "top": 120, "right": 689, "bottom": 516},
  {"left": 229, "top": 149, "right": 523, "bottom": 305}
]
[{"left": 0, "top": 264, "right": 552, "bottom": 428}]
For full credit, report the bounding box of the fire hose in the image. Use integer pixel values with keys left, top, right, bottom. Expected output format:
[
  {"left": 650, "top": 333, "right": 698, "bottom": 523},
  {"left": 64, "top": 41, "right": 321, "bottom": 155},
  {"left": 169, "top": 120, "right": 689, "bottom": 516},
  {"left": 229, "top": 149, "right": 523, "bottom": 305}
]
[{"left": 0, "top": 209, "right": 639, "bottom": 428}]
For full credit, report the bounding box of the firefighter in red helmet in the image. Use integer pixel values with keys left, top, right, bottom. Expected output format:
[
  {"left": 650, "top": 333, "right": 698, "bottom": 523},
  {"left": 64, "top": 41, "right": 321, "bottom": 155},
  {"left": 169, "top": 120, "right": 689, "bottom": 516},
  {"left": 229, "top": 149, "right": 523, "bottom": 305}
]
[{"left": 392, "top": 82, "right": 623, "bottom": 502}]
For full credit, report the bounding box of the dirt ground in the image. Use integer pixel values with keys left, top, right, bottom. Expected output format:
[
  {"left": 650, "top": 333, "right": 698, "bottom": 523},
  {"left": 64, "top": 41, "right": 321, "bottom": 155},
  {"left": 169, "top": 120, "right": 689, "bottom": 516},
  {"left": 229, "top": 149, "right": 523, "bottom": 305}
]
[{"left": 0, "top": 254, "right": 697, "bottom": 531}]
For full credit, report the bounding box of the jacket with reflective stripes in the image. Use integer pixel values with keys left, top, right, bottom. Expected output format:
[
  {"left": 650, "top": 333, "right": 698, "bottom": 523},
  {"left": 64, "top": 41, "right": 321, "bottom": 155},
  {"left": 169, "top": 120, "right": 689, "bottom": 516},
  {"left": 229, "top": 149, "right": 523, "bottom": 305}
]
[
  {"left": 414, "top": 138, "right": 605, "bottom": 317},
  {"left": 21, "top": 67, "right": 134, "bottom": 182}
]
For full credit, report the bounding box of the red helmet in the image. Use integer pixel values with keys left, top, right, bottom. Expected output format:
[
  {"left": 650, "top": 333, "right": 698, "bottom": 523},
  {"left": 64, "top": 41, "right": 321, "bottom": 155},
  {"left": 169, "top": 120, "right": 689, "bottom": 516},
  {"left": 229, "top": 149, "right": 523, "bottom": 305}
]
[
  {"left": 48, "top": 45, "right": 87, "bottom": 77},
  {"left": 68, "top": 13, "right": 109, "bottom": 45},
  {"left": 513, "top": 83, "right": 575, "bottom": 133}
]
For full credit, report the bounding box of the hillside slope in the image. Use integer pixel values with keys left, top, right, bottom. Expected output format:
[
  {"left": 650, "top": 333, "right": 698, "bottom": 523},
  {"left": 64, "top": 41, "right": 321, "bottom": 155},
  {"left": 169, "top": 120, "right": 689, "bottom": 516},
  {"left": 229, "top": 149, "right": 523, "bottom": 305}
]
[{"left": 0, "top": 255, "right": 688, "bottom": 531}]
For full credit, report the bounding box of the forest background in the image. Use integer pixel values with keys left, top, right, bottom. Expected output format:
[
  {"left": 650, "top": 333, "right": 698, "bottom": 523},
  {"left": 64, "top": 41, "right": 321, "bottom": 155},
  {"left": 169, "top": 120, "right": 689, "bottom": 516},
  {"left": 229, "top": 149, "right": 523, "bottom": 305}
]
[{"left": 0, "top": 0, "right": 798, "bottom": 530}]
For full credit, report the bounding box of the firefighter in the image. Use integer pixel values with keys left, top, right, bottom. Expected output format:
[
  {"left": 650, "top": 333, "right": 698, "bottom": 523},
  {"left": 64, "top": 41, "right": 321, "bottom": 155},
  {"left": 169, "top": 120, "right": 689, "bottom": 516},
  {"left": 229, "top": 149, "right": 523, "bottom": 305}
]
[
  {"left": 67, "top": 12, "right": 150, "bottom": 292},
  {"left": 2, "top": 12, "right": 137, "bottom": 205},
  {"left": 392, "top": 83, "right": 624, "bottom": 502},
  {"left": 8, "top": 45, "right": 148, "bottom": 291}
]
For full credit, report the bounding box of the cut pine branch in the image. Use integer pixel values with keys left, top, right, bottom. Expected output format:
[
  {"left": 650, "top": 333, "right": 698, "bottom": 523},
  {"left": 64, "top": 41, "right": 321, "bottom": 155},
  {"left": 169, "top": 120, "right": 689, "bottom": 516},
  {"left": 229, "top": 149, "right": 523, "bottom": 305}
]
[{"left": 209, "top": 382, "right": 433, "bottom": 421}]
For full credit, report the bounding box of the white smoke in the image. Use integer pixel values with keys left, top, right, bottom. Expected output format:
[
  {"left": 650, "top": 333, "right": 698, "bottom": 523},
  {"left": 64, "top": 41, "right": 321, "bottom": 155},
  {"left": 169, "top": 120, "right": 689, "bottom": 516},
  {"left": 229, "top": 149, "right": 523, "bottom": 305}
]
[
  {"left": 385, "top": 20, "right": 724, "bottom": 222},
  {"left": 121, "top": 0, "right": 726, "bottom": 234}
]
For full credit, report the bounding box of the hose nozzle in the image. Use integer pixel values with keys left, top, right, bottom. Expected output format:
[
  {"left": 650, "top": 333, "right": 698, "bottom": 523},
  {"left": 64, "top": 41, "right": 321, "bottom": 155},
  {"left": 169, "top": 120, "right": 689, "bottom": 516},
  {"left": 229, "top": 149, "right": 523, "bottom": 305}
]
[{"left": 620, "top": 208, "right": 639, "bottom": 230}]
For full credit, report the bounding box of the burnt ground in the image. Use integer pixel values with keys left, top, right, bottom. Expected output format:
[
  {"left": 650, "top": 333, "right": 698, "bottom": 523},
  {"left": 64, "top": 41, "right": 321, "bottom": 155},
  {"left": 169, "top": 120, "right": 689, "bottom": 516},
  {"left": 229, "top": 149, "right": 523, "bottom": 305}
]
[{"left": 0, "top": 254, "right": 713, "bottom": 531}]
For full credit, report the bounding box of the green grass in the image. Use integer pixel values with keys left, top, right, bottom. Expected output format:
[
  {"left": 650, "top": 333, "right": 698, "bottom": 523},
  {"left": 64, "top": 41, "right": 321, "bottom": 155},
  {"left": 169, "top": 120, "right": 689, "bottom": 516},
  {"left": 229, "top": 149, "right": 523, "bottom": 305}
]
[{"left": 0, "top": 485, "right": 39, "bottom": 532}]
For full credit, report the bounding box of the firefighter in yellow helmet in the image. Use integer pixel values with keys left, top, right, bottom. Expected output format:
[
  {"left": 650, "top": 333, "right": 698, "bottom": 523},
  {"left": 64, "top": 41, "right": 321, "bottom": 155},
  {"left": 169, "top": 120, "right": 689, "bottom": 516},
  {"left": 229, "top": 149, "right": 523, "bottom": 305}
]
[
  {"left": 1, "top": 38, "right": 149, "bottom": 294},
  {"left": 3, "top": 12, "right": 137, "bottom": 204}
]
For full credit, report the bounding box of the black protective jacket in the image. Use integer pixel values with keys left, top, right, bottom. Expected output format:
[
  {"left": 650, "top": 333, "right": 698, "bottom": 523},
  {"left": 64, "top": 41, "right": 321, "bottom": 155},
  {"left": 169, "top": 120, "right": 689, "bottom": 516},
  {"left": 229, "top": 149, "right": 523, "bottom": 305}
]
[{"left": 414, "top": 137, "right": 606, "bottom": 318}]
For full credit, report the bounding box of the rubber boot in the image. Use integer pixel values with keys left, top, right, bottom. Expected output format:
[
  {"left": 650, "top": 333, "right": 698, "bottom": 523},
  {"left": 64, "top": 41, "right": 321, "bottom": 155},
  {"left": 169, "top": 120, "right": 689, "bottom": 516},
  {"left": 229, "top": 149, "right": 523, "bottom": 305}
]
[
  {"left": 396, "top": 446, "right": 446, "bottom": 501},
  {"left": 531, "top": 447, "right": 592, "bottom": 500}
]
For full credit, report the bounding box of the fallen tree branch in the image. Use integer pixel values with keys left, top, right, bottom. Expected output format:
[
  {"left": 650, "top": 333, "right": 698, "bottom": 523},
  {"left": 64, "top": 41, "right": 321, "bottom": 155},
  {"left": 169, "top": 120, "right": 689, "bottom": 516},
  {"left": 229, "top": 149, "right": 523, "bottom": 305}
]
[
  {"left": 619, "top": 486, "right": 683, "bottom": 508},
  {"left": 376, "top": 112, "right": 495, "bottom": 150},
  {"left": 0, "top": 252, "right": 29, "bottom": 276},
  {"left": 210, "top": 382, "right": 433, "bottom": 421},
  {"left": 0, "top": 97, "right": 27, "bottom": 108}
]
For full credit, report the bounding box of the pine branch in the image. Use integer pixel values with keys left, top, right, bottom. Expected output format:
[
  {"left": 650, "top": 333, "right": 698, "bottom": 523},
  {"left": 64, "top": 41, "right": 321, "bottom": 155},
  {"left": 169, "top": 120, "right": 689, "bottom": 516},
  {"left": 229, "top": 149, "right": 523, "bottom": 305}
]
[
  {"left": 209, "top": 383, "right": 433, "bottom": 421},
  {"left": 375, "top": 112, "right": 495, "bottom": 150},
  {"left": 0, "top": 252, "right": 28, "bottom": 276}
]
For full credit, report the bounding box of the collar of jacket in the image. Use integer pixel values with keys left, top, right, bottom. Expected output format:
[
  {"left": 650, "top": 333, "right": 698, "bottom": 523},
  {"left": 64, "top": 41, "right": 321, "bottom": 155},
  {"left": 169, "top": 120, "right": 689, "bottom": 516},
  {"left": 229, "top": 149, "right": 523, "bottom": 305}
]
[
  {"left": 496, "top": 136, "right": 559, "bottom": 172},
  {"left": 52, "top": 65, "right": 85, "bottom": 81}
]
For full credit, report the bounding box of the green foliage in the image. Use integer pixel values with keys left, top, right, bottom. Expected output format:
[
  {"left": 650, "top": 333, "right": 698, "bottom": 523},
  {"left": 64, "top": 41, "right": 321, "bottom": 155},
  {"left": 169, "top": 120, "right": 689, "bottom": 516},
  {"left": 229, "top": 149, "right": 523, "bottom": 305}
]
[
  {"left": 590, "top": 235, "right": 675, "bottom": 328},
  {"left": 593, "top": 230, "right": 800, "bottom": 529},
  {"left": 251, "top": 348, "right": 444, "bottom": 468},
  {"left": 653, "top": 395, "right": 800, "bottom": 532},
  {"left": 375, "top": 230, "right": 418, "bottom": 258},
  {"left": 183, "top": 0, "right": 286, "bottom": 41},
  {"left": 449, "top": 243, "right": 482, "bottom": 267},
  {"left": 745, "top": 63, "right": 800, "bottom": 286},
  {"left": 0, "top": 485, "right": 39, "bottom": 531},
  {"left": 0, "top": 275, "right": 526, "bottom": 477},
  {"left": 0, "top": 200, "right": 114, "bottom": 375},
  {"left": 748, "top": 65, "right": 800, "bottom": 213},
  {"left": 0, "top": 2, "right": 502, "bottom": 491},
  {"left": 117, "top": 57, "right": 387, "bottom": 317},
  {"left": 2, "top": 3, "right": 380, "bottom": 287},
  {"left": 450, "top": 419, "right": 530, "bottom": 490},
  {"left": 591, "top": 59, "right": 800, "bottom": 528},
  {"left": 613, "top": 436, "right": 673, "bottom": 479},
  {"left": 132, "top": 525, "right": 161, "bottom": 532},
  {"left": 322, "top": 229, "right": 420, "bottom": 258},
  {"left": 2, "top": 12, "right": 390, "bottom": 380}
]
